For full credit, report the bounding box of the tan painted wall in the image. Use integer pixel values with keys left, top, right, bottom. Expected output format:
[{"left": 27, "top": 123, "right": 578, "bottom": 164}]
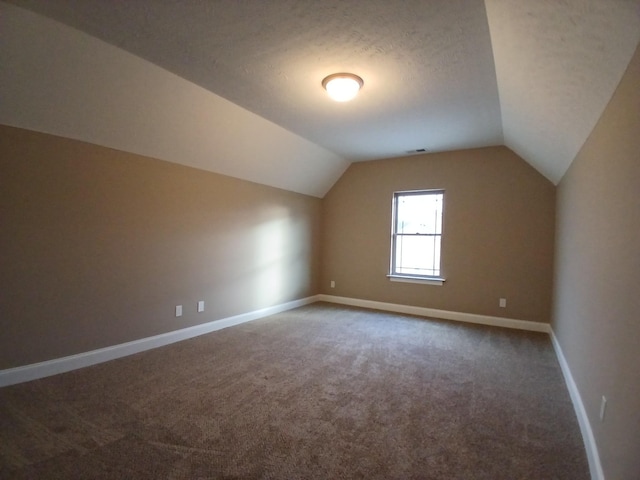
[
  {"left": 0, "top": 125, "right": 321, "bottom": 369},
  {"left": 321, "top": 146, "right": 556, "bottom": 323},
  {"left": 553, "top": 43, "right": 640, "bottom": 480}
]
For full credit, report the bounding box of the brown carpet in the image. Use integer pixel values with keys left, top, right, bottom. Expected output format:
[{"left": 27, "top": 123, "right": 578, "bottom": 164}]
[{"left": 0, "top": 302, "right": 589, "bottom": 479}]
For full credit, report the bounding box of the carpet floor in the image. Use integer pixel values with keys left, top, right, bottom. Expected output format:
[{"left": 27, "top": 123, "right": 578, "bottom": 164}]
[{"left": 0, "top": 302, "right": 589, "bottom": 479}]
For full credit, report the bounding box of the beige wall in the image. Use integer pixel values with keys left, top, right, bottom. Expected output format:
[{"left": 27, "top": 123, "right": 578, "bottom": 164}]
[
  {"left": 321, "top": 146, "right": 556, "bottom": 323},
  {"left": 0, "top": 125, "right": 321, "bottom": 369},
  {"left": 553, "top": 43, "right": 640, "bottom": 480}
]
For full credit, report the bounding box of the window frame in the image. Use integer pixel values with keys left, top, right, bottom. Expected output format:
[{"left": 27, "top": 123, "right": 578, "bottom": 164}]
[{"left": 388, "top": 189, "right": 446, "bottom": 286}]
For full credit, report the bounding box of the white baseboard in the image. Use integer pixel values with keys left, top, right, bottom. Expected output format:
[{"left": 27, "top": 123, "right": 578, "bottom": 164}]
[
  {"left": 0, "top": 295, "right": 320, "bottom": 387},
  {"left": 317, "top": 294, "right": 551, "bottom": 333},
  {"left": 2, "top": 293, "right": 600, "bottom": 479},
  {"left": 550, "top": 331, "right": 604, "bottom": 480},
  {"left": 319, "top": 294, "right": 601, "bottom": 478}
]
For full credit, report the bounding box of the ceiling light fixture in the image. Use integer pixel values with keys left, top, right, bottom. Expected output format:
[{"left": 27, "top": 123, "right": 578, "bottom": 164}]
[{"left": 322, "top": 73, "right": 363, "bottom": 102}]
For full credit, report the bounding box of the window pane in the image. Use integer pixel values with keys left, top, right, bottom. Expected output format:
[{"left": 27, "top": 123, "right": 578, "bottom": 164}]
[
  {"left": 396, "top": 193, "right": 443, "bottom": 234},
  {"left": 394, "top": 234, "right": 441, "bottom": 277}
]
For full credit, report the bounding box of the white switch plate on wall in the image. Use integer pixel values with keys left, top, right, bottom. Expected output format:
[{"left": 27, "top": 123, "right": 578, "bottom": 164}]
[
  {"left": 600, "top": 396, "right": 607, "bottom": 421},
  {"left": 175, "top": 305, "right": 183, "bottom": 317},
  {"left": 197, "top": 301, "right": 205, "bottom": 313},
  {"left": 499, "top": 298, "right": 507, "bottom": 308}
]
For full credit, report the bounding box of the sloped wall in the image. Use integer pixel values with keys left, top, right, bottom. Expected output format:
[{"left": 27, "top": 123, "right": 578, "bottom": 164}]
[{"left": 0, "top": 2, "right": 348, "bottom": 198}]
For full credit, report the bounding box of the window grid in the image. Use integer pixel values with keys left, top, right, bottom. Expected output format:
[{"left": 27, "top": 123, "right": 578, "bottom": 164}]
[{"left": 391, "top": 190, "right": 444, "bottom": 279}]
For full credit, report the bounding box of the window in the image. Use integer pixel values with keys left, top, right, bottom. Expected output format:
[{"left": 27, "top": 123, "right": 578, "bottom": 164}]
[{"left": 389, "top": 190, "right": 445, "bottom": 284}]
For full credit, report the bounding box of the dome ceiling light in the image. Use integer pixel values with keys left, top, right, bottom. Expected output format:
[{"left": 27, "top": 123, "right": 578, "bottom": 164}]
[{"left": 322, "top": 73, "right": 364, "bottom": 102}]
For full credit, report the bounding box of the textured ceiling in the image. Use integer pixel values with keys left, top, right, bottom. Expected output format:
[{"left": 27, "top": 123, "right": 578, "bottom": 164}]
[
  {"left": 3, "top": 0, "right": 640, "bottom": 190},
  {"left": 486, "top": 0, "right": 640, "bottom": 182}
]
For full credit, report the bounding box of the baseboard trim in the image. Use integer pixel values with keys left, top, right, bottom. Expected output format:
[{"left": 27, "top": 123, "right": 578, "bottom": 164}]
[
  {"left": 317, "top": 294, "right": 550, "bottom": 333},
  {"left": 550, "top": 331, "right": 604, "bottom": 480},
  {"left": 0, "top": 295, "right": 320, "bottom": 387},
  {"left": 2, "top": 293, "right": 600, "bottom": 478},
  {"left": 318, "top": 294, "right": 600, "bottom": 477}
]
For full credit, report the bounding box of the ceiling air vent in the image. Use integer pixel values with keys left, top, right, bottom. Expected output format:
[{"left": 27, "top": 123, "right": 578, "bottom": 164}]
[{"left": 406, "top": 148, "right": 429, "bottom": 154}]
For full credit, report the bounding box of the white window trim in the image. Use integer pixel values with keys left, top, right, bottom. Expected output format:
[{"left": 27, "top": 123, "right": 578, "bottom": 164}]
[
  {"left": 389, "top": 189, "right": 445, "bottom": 284},
  {"left": 387, "top": 274, "right": 446, "bottom": 286}
]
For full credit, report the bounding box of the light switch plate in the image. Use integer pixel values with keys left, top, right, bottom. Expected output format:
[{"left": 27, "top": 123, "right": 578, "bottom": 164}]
[{"left": 600, "top": 396, "right": 607, "bottom": 421}]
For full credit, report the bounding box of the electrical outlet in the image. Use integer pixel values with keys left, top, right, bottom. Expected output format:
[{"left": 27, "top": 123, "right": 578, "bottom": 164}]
[
  {"left": 197, "top": 301, "right": 205, "bottom": 313},
  {"left": 175, "top": 305, "right": 183, "bottom": 317},
  {"left": 499, "top": 298, "right": 507, "bottom": 308},
  {"left": 330, "top": 280, "right": 335, "bottom": 288},
  {"left": 600, "top": 396, "right": 607, "bottom": 421}
]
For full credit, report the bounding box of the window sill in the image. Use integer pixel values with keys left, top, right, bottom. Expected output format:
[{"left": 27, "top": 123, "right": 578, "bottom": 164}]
[{"left": 387, "top": 275, "right": 446, "bottom": 286}]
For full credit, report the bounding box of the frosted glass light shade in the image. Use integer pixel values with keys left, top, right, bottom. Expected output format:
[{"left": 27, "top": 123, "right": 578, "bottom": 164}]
[{"left": 322, "top": 73, "right": 363, "bottom": 102}]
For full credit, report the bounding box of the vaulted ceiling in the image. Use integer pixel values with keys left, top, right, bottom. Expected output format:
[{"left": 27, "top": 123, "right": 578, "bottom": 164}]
[{"left": 2, "top": 1, "right": 639, "bottom": 196}]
